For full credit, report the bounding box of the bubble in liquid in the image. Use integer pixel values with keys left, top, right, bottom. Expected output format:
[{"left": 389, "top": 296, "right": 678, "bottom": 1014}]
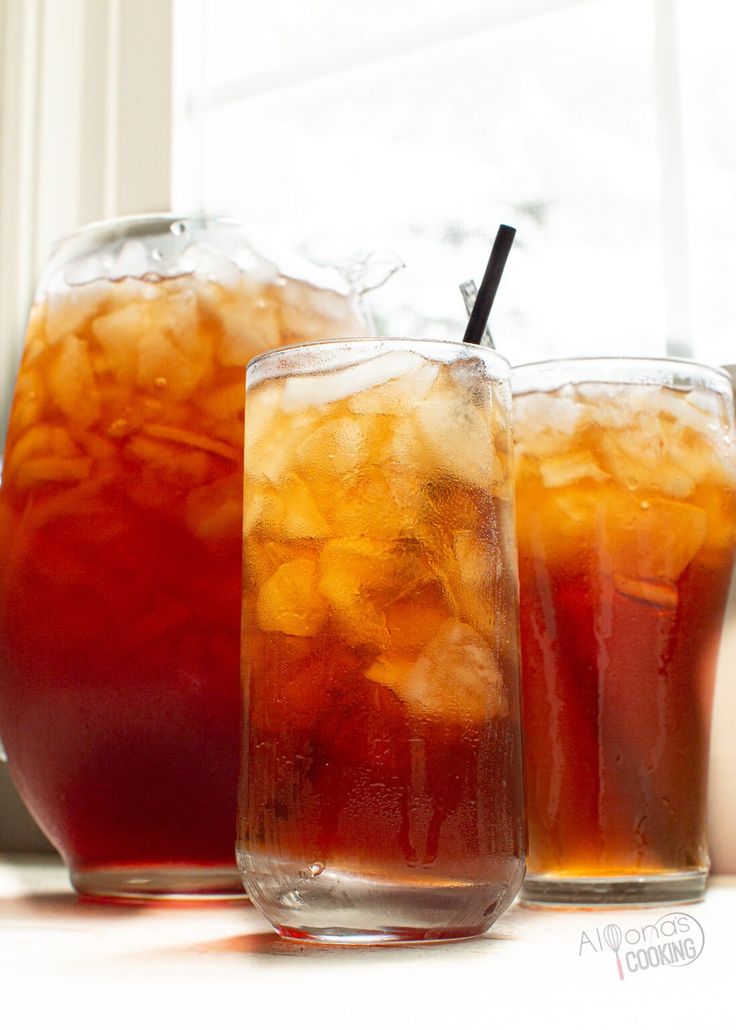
[
  {"left": 108, "top": 418, "right": 130, "bottom": 438},
  {"left": 308, "top": 862, "right": 324, "bottom": 877}
]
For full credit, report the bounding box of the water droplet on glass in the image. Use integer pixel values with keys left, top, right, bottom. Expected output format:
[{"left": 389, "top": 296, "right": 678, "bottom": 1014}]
[
  {"left": 151, "top": 248, "right": 163, "bottom": 261},
  {"left": 154, "top": 377, "right": 167, "bottom": 390},
  {"left": 308, "top": 862, "right": 324, "bottom": 877},
  {"left": 640, "top": 500, "right": 650, "bottom": 509},
  {"left": 170, "top": 220, "right": 187, "bottom": 237}
]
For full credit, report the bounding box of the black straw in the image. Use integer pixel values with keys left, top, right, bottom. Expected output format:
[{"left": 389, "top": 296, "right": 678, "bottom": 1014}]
[{"left": 463, "top": 224, "right": 516, "bottom": 344}]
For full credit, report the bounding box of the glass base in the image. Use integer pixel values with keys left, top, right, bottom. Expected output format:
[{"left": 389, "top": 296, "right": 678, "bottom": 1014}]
[
  {"left": 70, "top": 865, "right": 246, "bottom": 901},
  {"left": 276, "top": 923, "right": 484, "bottom": 946},
  {"left": 239, "top": 859, "right": 523, "bottom": 945},
  {"left": 520, "top": 870, "right": 707, "bottom": 908}
]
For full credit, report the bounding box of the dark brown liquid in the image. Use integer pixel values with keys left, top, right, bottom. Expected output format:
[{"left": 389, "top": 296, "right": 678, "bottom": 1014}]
[{"left": 515, "top": 384, "right": 736, "bottom": 876}]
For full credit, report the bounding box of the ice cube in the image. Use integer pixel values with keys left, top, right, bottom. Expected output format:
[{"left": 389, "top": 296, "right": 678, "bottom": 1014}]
[
  {"left": 141, "top": 423, "right": 240, "bottom": 463},
  {"left": 245, "top": 385, "right": 324, "bottom": 487},
  {"left": 47, "top": 334, "right": 100, "bottom": 428},
  {"left": 93, "top": 289, "right": 210, "bottom": 400},
  {"left": 452, "top": 529, "right": 490, "bottom": 587},
  {"left": 391, "top": 619, "right": 506, "bottom": 723},
  {"left": 124, "top": 436, "right": 211, "bottom": 483},
  {"left": 8, "top": 423, "right": 78, "bottom": 475},
  {"left": 606, "top": 497, "right": 708, "bottom": 580},
  {"left": 381, "top": 418, "right": 423, "bottom": 470},
  {"left": 242, "top": 488, "right": 267, "bottom": 536},
  {"left": 423, "top": 526, "right": 496, "bottom": 638},
  {"left": 513, "top": 392, "right": 586, "bottom": 457},
  {"left": 273, "top": 474, "right": 331, "bottom": 539},
  {"left": 602, "top": 434, "right": 697, "bottom": 499},
  {"left": 449, "top": 356, "right": 494, "bottom": 408},
  {"left": 414, "top": 380, "right": 496, "bottom": 489},
  {"left": 24, "top": 478, "right": 117, "bottom": 531},
  {"left": 244, "top": 381, "right": 284, "bottom": 452},
  {"left": 10, "top": 369, "right": 46, "bottom": 434},
  {"left": 613, "top": 575, "right": 679, "bottom": 609},
  {"left": 318, "top": 538, "right": 431, "bottom": 652},
  {"left": 330, "top": 469, "right": 418, "bottom": 538},
  {"left": 347, "top": 360, "right": 438, "bottom": 415},
  {"left": 106, "top": 277, "right": 160, "bottom": 307},
  {"left": 256, "top": 557, "right": 328, "bottom": 636},
  {"left": 110, "top": 240, "right": 149, "bottom": 279},
  {"left": 539, "top": 450, "right": 608, "bottom": 489},
  {"left": 295, "top": 416, "right": 366, "bottom": 476},
  {"left": 45, "top": 282, "right": 107, "bottom": 343},
  {"left": 136, "top": 292, "right": 211, "bottom": 400},
  {"left": 13, "top": 456, "right": 92, "bottom": 492},
  {"left": 187, "top": 244, "right": 243, "bottom": 290},
  {"left": 333, "top": 602, "right": 389, "bottom": 651},
  {"left": 318, "top": 537, "right": 389, "bottom": 609},
  {"left": 364, "top": 656, "right": 415, "bottom": 688},
  {"left": 245, "top": 537, "right": 293, "bottom": 590},
  {"left": 76, "top": 432, "right": 117, "bottom": 463},
  {"left": 318, "top": 537, "right": 428, "bottom": 608},
  {"left": 552, "top": 489, "right": 598, "bottom": 528},
  {"left": 91, "top": 305, "right": 143, "bottom": 384},
  {"left": 211, "top": 286, "right": 280, "bottom": 366},
  {"left": 685, "top": 388, "right": 724, "bottom": 422},
  {"left": 652, "top": 386, "right": 717, "bottom": 435},
  {"left": 383, "top": 583, "right": 450, "bottom": 653},
  {"left": 281, "top": 352, "right": 427, "bottom": 412},
  {"left": 277, "top": 277, "right": 365, "bottom": 344}
]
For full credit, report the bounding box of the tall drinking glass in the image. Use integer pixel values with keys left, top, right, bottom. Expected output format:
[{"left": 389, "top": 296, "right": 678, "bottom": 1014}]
[
  {"left": 238, "top": 338, "right": 525, "bottom": 943},
  {"left": 513, "top": 358, "right": 736, "bottom": 905},
  {"left": 0, "top": 214, "right": 367, "bottom": 899}
]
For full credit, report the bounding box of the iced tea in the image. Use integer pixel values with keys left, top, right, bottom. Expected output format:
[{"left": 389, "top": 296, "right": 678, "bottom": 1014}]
[
  {"left": 513, "top": 359, "right": 736, "bottom": 904},
  {"left": 0, "top": 217, "right": 366, "bottom": 897},
  {"left": 238, "top": 340, "right": 525, "bottom": 943}
]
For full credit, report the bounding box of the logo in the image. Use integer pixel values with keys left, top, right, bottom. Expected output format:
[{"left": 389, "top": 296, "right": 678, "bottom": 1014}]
[{"left": 579, "top": 912, "right": 705, "bottom": 980}]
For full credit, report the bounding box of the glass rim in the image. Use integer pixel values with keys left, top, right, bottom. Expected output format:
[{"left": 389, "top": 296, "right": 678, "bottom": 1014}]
[
  {"left": 246, "top": 337, "right": 510, "bottom": 389},
  {"left": 48, "top": 212, "right": 251, "bottom": 257},
  {"left": 511, "top": 355, "right": 732, "bottom": 395}
]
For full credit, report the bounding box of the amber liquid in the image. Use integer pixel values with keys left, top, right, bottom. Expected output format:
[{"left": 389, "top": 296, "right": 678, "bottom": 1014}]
[
  {"left": 515, "top": 382, "right": 736, "bottom": 878},
  {"left": 0, "top": 273, "right": 364, "bottom": 879}
]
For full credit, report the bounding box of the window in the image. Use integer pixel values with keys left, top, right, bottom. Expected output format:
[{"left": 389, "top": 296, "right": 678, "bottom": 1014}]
[{"left": 174, "top": 0, "right": 736, "bottom": 366}]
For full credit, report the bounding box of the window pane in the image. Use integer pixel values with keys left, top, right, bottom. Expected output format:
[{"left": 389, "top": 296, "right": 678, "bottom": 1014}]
[
  {"left": 197, "top": 0, "right": 578, "bottom": 92},
  {"left": 178, "top": 0, "right": 663, "bottom": 361},
  {"left": 679, "top": 0, "right": 736, "bottom": 366}
]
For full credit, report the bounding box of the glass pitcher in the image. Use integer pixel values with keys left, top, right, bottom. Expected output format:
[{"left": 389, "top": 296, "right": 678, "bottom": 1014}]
[{"left": 0, "top": 214, "right": 371, "bottom": 899}]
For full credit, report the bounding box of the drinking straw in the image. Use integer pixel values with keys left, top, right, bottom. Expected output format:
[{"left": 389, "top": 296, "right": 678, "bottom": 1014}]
[
  {"left": 463, "top": 224, "right": 516, "bottom": 344},
  {"left": 459, "top": 280, "right": 495, "bottom": 347}
]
